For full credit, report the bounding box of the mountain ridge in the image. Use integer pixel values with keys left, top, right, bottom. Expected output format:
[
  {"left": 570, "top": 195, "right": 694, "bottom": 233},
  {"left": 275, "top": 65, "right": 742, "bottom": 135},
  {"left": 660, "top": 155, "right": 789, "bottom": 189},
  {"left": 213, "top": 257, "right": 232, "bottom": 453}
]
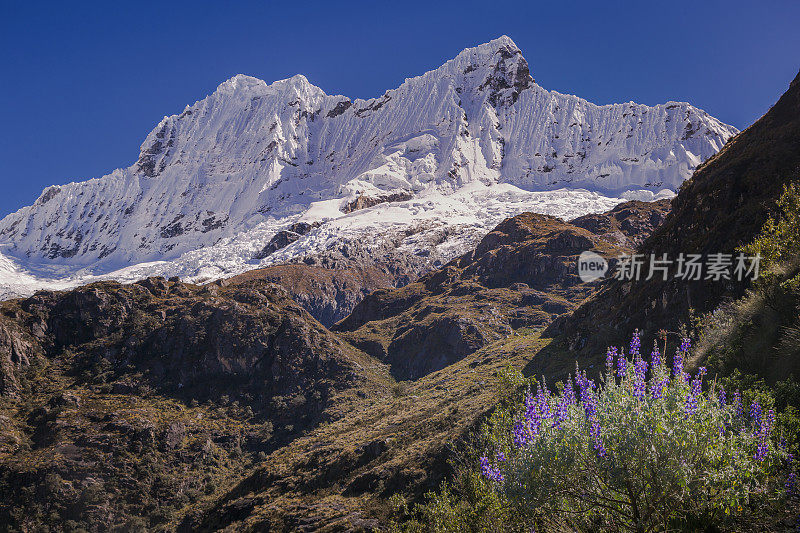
[
  {"left": 0, "top": 36, "right": 736, "bottom": 297},
  {"left": 546, "top": 67, "right": 800, "bottom": 360}
]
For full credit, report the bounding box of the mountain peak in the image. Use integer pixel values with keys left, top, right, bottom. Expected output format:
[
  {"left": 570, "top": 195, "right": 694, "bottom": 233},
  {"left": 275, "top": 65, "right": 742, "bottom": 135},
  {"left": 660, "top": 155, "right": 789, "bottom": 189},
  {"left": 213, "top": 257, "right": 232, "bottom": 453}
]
[
  {"left": 456, "top": 35, "right": 520, "bottom": 57},
  {"left": 270, "top": 73, "right": 325, "bottom": 95},
  {"left": 215, "top": 74, "right": 267, "bottom": 93},
  {"left": 213, "top": 73, "right": 325, "bottom": 101},
  {"left": 451, "top": 35, "right": 523, "bottom": 67},
  {"left": 443, "top": 36, "right": 533, "bottom": 107},
  {"left": 0, "top": 38, "right": 737, "bottom": 289}
]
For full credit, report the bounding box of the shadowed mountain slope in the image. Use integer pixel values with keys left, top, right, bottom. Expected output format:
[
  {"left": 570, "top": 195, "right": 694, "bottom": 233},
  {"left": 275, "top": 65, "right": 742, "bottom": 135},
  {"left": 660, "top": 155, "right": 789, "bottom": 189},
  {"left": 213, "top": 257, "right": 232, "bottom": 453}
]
[
  {"left": 0, "top": 277, "right": 395, "bottom": 531},
  {"left": 223, "top": 264, "right": 395, "bottom": 327},
  {"left": 547, "top": 69, "right": 800, "bottom": 360}
]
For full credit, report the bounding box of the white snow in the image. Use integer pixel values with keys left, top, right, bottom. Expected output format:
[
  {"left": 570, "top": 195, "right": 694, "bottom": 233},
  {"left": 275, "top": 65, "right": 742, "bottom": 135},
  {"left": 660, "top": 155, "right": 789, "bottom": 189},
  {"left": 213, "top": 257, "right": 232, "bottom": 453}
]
[
  {"left": 0, "top": 184, "right": 625, "bottom": 298},
  {"left": 0, "top": 36, "right": 737, "bottom": 299}
]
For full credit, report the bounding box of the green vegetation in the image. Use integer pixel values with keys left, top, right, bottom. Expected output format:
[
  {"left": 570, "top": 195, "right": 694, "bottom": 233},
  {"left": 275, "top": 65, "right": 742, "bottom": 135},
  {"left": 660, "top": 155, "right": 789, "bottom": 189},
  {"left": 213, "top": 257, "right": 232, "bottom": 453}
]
[
  {"left": 741, "top": 182, "right": 800, "bottom": 268},
  {"left": 391, "top": 183, "right": 800, "bottom": 532},
  {"left": 393, "top": 342, "right": 797, "bottom": 532},
  {"left": 693, "top": 182, "right": 800, "bottom": 381}
]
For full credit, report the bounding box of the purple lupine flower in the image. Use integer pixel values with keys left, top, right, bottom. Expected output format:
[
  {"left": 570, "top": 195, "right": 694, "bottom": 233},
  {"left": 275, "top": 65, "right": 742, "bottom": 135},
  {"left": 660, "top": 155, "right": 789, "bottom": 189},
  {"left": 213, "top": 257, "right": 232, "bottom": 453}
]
[
  {"left": 755, "top": 440, "right": 769, "bottom": 461},
  {"left": 672, "top": 350, "right": 683, "bottom": 382},
  {"left": 633, "top": 355, "right": 648, "bottom": 400},
  {"left": 616, "top": 352, "right": 627, "bottom": 379},
  {"left": 680, "top": 337, "right": 691, "bottom": 353},
  {"left": 539, "top": 380, "right": 550, "bottom": 398},
  {"left": 537, "top": 386, "right": 551, "bottom": 421},
  {"left": 496, "top": 451, "right": 506, "bottom": 463},
  {"left": 512, "top": 419, "right": 530, "bottom": 448},
  {"left": 683, "top": 369, "right": 705, "bottom": 416},
  {"left": 578, "top": 377, "right": 598, "bottom": 419},
  {"left": 523, "top": 393, "right": 538, "bottom": 421},
  {"left": 754, "top": 408, "right": 776, "bottom": 461},
  {"left": 606, "top": 347, "right": 617, "bottom": 374},
  {"left": 577, "top": 375, "right": 606, "bottom": 458},
  {"left": 765, "top": 409, "right": 775, "bottom": 436},
  {"left": 673, "top": 339, "right": 690, "bottom": 383},
  {"left": 516, "top": 385, "right": 559, "bottom": 447},
  {"left": 480, "top": 455, "right": 504, "bottom": 482},
  {"left": 576, "top": 371, "right": 590, "bottom": 398},
  {"left": 525, "top": 399, "right": 543, "bottom": 430},
  {"left": 650, "top": 341, "right": 662, "bottom": 368},
  {"left": 513, "top": 394, "right": 542, "bottom": 448},
  {"left": 733, "top": 390, "right": 743, "bottom": 419},
  {"left": 554, "top": 379, "right": 575, "bottom": 429},
  {"left": 650, "top": 377, "right": 667, "bottom": 400},
  {"left": 589, "top": 419, "right": 607, "bottom": 458},
  {"left": 531, "top": 385, "right": 553, "bottom": 434},
  {"left": 718, "top": 387, "right": 726, "bottom": 406},
  {"left": 562, "top": 376, "right": 576, "bottom": 406},
  {"left": 630, "top": 330, "right": 641, "bottom": 359},
  {"left": 684, "top": 374, "right": 701, "bottom": 416},
  {"left": 751, "top": 401, "right": 763, "bottom": 433},
  {"left": 552, "top": 403, "right": 566, "bottom": 429},
  {"left": 583, "top": 394, "right": 597, "bottom": 420}
]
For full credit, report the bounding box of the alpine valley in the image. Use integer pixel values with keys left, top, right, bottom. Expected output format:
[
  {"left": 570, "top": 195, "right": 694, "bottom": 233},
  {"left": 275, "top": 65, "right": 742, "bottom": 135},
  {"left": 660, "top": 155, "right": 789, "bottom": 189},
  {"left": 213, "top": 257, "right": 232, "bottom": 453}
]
[{"left": 3, "top": 35, "right": 798, "bottom": 533}]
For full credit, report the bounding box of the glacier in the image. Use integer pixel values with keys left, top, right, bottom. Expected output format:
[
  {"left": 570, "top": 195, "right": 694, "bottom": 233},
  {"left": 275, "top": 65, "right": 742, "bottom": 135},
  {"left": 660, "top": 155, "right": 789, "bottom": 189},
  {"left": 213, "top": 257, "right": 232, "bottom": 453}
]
[{"left": 0, "top": 36, "right": 736, "bottom": 298}]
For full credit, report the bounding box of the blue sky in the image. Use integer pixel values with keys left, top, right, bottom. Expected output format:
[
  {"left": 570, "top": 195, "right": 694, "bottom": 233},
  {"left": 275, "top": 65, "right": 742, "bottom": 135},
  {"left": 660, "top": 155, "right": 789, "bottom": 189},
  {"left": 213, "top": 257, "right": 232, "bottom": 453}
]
[{"left": 1, "top": 0, "right": 798, "bottom": 217}]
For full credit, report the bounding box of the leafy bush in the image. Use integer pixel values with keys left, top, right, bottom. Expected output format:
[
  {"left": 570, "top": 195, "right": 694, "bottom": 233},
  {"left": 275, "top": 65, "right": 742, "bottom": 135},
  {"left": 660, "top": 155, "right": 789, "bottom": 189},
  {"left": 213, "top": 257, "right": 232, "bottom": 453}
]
[
  {"left": 390, "top": 478, "right": 509, "bottom": 533},
  {"left": 476, "top": 333, "right": 793, "bottom": 532},
  {"left": 741, "top": 182, "right": 800, "bottom": 269}
]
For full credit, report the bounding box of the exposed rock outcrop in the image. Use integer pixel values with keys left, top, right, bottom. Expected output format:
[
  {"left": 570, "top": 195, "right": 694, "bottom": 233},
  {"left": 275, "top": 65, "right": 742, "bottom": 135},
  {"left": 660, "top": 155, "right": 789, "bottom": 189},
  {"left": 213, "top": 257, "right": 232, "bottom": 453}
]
[
  {"left": 223, "top": 263, "right": 394, "bottom": 326},
  {"left": 571, "top": 199, "right": 671, "bottom": 248},
  {"left": 335, "top": 200, "right": 670, "bottom": 379},
  {"left": 340, "top": 191, "right": 414, "bottom": 213},
  {"left": 0, "top": 277, "right": 390, "bottom": 422},
  {"left": 252, "top": 221, "right": 321, "bottom": 260},
  {"left": 0, "top": 314, "right": 40, "bottom": 398}
]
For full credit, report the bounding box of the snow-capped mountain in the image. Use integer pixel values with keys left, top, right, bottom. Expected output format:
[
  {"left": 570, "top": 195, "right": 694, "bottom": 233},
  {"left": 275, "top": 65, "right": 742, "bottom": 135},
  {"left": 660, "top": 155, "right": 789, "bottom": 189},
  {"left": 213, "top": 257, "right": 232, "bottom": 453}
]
[{"left": 0, "top": 36, "right": 737, "bottom": 296}]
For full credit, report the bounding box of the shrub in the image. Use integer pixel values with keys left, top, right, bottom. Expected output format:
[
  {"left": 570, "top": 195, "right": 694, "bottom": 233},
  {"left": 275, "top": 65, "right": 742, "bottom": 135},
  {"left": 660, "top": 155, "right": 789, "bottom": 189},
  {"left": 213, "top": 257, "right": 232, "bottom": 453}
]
[
  {"left": 390, "top": 477, "right": 510, "bottom": 533},
  {"left": 393, "top": 382, "right": 409, "bottom": 398},
  {"left": 741, "top": 181, "right": 800, "bottom": 269},
  {"left": 479, "top": 333, "right": 792, "bottom": 532}
]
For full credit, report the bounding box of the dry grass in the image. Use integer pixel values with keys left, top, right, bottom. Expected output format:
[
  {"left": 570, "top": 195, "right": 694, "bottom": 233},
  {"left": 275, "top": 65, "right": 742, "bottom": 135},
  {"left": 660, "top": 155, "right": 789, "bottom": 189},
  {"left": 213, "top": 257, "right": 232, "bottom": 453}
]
[{"left": 184, "top": 331, "right": 557, "bottom": 531}]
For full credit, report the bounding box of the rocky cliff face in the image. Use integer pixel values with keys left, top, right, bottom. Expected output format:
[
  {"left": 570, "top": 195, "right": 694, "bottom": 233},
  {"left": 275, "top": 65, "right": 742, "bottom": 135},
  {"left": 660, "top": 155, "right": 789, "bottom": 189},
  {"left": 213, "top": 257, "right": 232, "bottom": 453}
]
[
  {"left": 222, "top": 263, "right": 395, "bottom": 326},
  {"left": 0, "top": 36, "right": 733, "bottom": 297},
  {"left": 571, "top": 198, "right": 671, "bottom": 248},
  {"left": 0, "top": 314, "right": 39, "bottom": 398},
  {"left": 0, "top": 275, "right": 400, "bottom": 531},
  {"left": 0, "top": 277, "right": 389, "bottom": 419}
]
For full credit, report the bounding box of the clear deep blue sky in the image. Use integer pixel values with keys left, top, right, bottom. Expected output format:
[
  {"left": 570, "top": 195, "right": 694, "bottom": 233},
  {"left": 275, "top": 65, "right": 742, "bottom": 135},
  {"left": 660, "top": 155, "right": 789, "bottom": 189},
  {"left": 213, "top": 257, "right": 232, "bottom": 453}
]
[{"left": 1, "top": 0, "right": 799, "bottom": 218}]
